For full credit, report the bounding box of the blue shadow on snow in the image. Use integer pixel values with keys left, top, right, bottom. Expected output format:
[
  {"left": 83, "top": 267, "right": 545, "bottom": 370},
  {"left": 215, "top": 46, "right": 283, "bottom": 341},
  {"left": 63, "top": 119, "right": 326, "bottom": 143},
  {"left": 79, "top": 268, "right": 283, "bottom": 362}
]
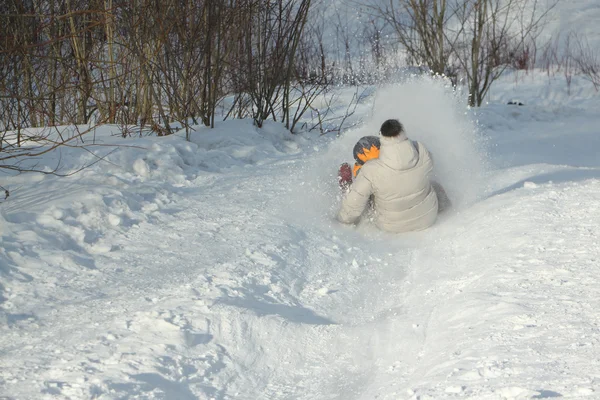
[{"left": 485, "top": 168, "right": 600, "bottom": 200}]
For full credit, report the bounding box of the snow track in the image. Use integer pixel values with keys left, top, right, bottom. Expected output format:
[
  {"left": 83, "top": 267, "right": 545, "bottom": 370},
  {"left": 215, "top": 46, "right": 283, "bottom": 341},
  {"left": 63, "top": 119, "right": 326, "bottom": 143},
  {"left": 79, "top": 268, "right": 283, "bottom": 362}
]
[
  {"left": 3, "top": 82, "right": 600, "bottom": 399},
  {"left": 1, "top": 148, "right": 427, "bottom": 399}
]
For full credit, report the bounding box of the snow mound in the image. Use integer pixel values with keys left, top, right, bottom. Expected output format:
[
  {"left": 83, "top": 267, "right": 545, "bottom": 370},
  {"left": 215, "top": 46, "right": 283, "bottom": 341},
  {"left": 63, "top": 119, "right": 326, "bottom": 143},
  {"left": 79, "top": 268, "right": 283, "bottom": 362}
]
[{"left": 0, "top": 120, "right": 307, "bottom": 317}]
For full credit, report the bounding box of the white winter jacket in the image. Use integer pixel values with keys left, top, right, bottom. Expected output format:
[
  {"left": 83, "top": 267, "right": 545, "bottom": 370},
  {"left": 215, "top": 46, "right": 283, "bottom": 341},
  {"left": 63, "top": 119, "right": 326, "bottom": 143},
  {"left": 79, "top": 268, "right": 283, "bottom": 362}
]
[{"left": 337, "top": 134, "right": 438, "bottom": 233}]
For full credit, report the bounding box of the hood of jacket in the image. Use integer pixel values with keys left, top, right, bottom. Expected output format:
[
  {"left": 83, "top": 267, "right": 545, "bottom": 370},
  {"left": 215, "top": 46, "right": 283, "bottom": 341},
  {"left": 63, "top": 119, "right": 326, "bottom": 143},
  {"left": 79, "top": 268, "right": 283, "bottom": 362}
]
[{"left": 377, "top": 134, "right": 419, "bottom": 171}]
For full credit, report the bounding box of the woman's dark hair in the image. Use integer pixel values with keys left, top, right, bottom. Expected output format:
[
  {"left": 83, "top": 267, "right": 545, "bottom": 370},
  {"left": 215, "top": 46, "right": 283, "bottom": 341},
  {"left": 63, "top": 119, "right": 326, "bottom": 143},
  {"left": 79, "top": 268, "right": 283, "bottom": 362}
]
[{"left": 380, "top": 119, "right": 404, "bottom": 137}]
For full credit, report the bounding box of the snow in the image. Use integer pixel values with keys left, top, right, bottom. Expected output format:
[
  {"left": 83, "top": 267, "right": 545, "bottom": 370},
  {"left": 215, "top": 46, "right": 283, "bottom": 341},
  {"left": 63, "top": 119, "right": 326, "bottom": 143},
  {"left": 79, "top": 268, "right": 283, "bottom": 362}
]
[
  {"left": 4, "top": 11, "right": 600, "bottom": 400},
  {"left": 4, "top": 74, "right": 600, "bottom": 400}
]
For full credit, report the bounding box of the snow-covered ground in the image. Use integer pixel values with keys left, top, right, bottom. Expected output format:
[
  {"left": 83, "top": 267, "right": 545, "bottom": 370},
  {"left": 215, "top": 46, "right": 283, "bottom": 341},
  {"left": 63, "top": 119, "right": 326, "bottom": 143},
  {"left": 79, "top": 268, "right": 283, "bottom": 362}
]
[
  {"left": 5, "top": 4, "right": 600, "bottom": 400},
  {"left": 2, "top": 68, "right": 600, "bottom": 399}
]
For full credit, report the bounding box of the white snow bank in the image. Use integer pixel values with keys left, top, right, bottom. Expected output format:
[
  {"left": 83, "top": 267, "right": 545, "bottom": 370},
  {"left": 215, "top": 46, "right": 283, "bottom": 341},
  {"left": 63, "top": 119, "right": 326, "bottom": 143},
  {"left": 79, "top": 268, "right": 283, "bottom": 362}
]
[
  {"left": 394, "top": 175, "right": 600, "bottom": 400},
  {"left": 478, "top": 102, "right": 600, "bottom": 170},
  {"left": 0, "top": 120, "right": 308, "bottom": 317},
  {"left": 486, "top": 69, "right": 600, "bottom": 111}
]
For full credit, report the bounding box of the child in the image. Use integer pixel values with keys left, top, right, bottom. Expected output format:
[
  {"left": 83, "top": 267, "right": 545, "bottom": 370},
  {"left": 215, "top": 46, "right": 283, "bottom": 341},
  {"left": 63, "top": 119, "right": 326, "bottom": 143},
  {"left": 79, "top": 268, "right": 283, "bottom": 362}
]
[{"left": 338, "top": 135, "right": 381, "bottom": 191}]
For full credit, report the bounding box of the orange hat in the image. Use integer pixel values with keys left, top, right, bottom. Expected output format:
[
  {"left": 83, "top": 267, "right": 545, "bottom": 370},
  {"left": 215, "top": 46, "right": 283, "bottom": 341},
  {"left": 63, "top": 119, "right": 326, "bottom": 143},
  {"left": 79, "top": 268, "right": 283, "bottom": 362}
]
[{"left": 352, "top": 136, "right": 380, "bottom": 176}]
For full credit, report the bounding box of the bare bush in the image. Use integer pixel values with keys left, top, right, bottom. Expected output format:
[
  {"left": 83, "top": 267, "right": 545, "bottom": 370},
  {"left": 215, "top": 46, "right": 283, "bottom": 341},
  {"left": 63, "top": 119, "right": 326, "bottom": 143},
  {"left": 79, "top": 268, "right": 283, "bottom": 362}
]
[
  {"left": 1, "top": 0, "right": 320, "bottom": 134},
  {"left": 228, "top": 0, "right": 313, "bottom": 128},
  {"left": 540, "top": 34, "right": 561, "bottom": 76},
  {"left": 453, "top": 0, "right": 554, "bottom": 106},
  {"left": 0, "top": 0, "right": 328, "bottom": 176},
  {"left": 365, "top": 0, "right": 458, "bottom": 78},
  {"left": 0, "top": 125, "right": 116, "bottom": 175},
  {"left": 572, "top": 34, "right": 600, "bottom": 91},
  {"left": 539, "top": 31, "right": 600, "bottom": 93},
  {"left": 364, "top": 0, "right": 555, "bottom": 106},
  {"left": 307, "top": 86, "right": 372, "bottom": 136}
]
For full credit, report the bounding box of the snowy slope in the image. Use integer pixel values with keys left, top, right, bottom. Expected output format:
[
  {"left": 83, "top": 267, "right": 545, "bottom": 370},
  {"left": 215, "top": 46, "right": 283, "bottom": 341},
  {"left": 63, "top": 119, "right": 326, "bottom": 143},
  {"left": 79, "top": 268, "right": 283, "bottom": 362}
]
[
  {"left": 3, "top": 72, "right": 600, "bottom": 399},
  {"left": 4, "top": 0, "right": 600, "bottom": 396}
]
